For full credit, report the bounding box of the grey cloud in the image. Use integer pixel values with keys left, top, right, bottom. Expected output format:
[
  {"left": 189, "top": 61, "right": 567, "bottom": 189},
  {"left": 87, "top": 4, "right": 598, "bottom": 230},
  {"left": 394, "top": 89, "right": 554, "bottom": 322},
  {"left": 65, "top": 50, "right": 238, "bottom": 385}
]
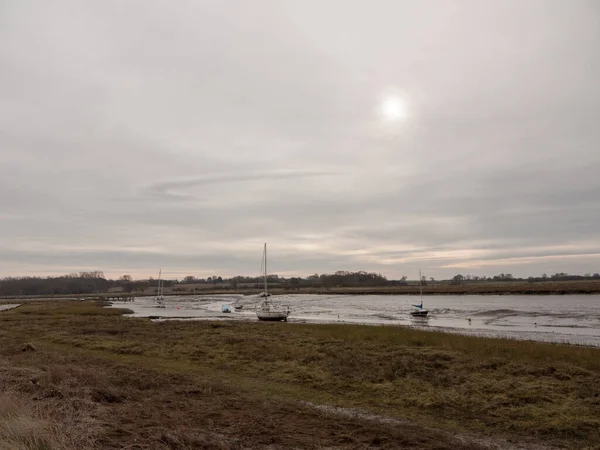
[
  {"left": 1, "top": 0, "right": 599, "bottom": 279},
  {"left": 145, "top": 169, "right": 335, "bottom": 201}
]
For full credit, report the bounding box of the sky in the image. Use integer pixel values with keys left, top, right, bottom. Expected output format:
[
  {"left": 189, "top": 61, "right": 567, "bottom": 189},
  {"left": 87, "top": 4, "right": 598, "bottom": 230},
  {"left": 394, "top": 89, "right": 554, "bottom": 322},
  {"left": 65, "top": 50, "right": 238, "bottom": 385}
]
[{"left": 1, "top": 0, "right": 599, "bottom": 280}]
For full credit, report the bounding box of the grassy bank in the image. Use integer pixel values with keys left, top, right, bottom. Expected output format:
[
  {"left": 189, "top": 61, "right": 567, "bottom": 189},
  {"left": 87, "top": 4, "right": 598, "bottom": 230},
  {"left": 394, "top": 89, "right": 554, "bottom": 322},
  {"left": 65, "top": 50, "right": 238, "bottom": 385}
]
[
  {"left": 253, "top": 279, "right": 600, "bottom": 295},
  {"left": 1, "top": 301, "right": 599, "bottom": 449},
  {"left": 3, "top": 279, "right": 600, "bottom": 302},
  {"left": 165, "top": 279, "right": 600, "bottom": 296}
]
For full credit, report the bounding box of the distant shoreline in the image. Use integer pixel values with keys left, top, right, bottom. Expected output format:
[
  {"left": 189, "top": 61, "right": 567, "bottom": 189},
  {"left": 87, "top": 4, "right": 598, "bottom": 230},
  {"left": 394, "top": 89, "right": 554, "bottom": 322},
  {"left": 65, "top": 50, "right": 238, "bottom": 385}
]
[
  {"left": 163, "top": 279, "right": 600, "bottom": 296},
  {"left": 2, "top": 280, "right": 600, "bottom": 301}
]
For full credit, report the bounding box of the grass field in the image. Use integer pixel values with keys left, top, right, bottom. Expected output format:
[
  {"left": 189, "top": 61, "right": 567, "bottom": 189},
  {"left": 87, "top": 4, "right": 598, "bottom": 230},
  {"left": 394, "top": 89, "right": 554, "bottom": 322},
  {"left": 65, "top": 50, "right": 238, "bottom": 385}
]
[
  {"left": 1, "top": 301, "right": 599, "bottom": 449},
  {"left": 174, "top": 279, "right": 600, "bottom": 296},
  {"left": 3, "top": 279, "right": 600, "bottom": 302}
]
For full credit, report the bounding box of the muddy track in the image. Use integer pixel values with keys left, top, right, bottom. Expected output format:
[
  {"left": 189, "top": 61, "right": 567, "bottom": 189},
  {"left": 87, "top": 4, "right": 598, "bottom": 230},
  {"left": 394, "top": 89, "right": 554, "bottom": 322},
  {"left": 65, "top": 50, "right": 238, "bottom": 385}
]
[{"left": 301, "top": 401, "right": 557, "bottom": 450}]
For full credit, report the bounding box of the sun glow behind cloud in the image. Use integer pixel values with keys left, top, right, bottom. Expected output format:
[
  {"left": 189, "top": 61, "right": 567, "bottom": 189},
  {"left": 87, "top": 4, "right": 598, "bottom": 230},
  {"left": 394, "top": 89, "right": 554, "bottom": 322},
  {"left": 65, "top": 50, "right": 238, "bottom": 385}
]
[
  {"left": 381, "top": 97, "right": 407, "bottom": 121},
  {"left": 378, "top": 89, "right": 411, "bottom": 124}
]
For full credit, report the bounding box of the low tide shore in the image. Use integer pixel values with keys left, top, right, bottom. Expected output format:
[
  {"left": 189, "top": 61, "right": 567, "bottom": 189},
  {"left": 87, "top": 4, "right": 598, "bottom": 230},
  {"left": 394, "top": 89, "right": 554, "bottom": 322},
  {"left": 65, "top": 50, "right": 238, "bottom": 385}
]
[{"left": 1, "top": 300, "right": 599, "bottom": 449}]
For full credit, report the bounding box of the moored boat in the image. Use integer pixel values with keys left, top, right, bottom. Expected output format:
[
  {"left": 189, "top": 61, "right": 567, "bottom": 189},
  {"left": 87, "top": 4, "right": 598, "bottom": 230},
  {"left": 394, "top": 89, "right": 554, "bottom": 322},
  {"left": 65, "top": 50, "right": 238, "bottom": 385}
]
[
  {"left": 256, "top": 243, "right": 290, "bottom": 322},
  {"left": 410, "top": 269, "right": 429, "bottom": 318}
]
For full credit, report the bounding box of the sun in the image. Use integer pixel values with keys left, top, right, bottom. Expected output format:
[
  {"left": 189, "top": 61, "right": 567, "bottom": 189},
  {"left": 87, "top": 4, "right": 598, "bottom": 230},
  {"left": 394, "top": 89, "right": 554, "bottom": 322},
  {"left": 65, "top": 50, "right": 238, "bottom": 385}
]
[{"left": 381, "top": 96, "right": 407, "bottom": 121}]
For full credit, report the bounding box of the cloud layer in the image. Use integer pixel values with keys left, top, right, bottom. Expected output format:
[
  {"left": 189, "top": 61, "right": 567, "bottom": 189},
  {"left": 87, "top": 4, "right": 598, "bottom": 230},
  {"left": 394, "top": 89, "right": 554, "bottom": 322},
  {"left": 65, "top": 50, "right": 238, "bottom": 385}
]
[{"left": 1, "top": 0, "right": 599, "bottom": 279}]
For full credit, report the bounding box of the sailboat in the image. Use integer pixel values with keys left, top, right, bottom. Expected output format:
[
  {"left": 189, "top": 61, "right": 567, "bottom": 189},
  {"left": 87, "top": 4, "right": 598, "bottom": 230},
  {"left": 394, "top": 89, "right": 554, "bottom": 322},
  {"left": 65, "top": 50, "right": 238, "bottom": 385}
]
[
  {"left": 256, "top": 243, "right": 290, "bottom": 322},
  {"left": 155, "top": 269, "right": 166, "bottom": 308},
  {"left": 410, "top": 269, "right": 429, "bottom": 317}
]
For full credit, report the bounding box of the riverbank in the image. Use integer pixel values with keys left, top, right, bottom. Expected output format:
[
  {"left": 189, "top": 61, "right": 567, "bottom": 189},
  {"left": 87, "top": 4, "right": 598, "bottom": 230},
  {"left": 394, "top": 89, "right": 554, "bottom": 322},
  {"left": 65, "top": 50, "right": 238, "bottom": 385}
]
[
  {"left": 160, "top": 279, "right": 600, "bottom": 296},
  {"left": 2, "top": 279, "right": 600, "bottom": 302},
  {"left": 247, "top": 279, "right": 600, "bottom": 295},
  {"left": 1, "top": 300, "right": 598, "bottom": 449}
]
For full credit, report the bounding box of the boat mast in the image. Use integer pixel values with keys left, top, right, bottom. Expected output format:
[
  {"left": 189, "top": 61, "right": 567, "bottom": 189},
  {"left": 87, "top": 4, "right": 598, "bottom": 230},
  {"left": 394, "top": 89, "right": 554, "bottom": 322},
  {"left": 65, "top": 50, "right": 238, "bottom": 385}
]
[
  {"left": 157, "top": 269, "right": 162, "bottom": 299},
  {"left": 263, "top": 243, "right": 268, "bottom": 298},
  {"left": 419, "top": 269, "right": 423, "bottom": 305}
]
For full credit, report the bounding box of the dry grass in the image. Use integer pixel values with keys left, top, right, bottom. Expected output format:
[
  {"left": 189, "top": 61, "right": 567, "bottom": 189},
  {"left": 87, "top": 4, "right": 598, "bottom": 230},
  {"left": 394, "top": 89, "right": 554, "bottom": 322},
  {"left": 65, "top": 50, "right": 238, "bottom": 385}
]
[
  {"left": 3, "top": 279, "right": 600, "bottom": 301},
  {"left": 0, "top": 392, "right": 59, "bottom": 450},
  {"left": 270, "top": 279, "right": 600, "bottom": 295},
  {"left": 1, "top": 301, "right": 600, "bottom": 449}
]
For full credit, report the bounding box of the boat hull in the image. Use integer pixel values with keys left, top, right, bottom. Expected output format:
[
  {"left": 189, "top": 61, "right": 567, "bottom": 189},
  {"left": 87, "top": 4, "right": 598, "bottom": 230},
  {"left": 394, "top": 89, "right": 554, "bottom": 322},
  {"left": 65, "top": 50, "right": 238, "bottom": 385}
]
[
  {"left": 256, "top": 310, "right": 289, "bottom": 321},
  {"left": 410, "top": 310, "right": 429, "bottom": 317}
]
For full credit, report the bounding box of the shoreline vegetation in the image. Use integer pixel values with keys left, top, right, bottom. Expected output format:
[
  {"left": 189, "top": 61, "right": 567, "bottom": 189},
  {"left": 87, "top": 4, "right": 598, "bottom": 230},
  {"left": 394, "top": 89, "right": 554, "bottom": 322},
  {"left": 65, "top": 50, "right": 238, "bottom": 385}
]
[
  {"left": 2, "top": 271, "right": 600, "bottom": 299},
  {"left": 2, "top": 279, "right": 600, "bottom": 301},
  {"left": 167, "top": 279, "right": 600, "bottom": 296},
  {"left": 0, "top": 300, "right": 599, "bottom": 449}
]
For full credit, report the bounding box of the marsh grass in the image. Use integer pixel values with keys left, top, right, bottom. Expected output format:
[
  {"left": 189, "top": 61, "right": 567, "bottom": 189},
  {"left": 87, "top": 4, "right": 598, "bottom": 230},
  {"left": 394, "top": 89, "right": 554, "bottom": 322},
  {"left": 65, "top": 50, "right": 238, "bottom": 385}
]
[
  {"left": 0, "top": 392, "right": 57, "bottom": 450},
  {"left": 180, "top": 279, "right": 600, "bottom": 295},
  {"left": 1, "top": 301, "right": 599, "bottom": 449}
]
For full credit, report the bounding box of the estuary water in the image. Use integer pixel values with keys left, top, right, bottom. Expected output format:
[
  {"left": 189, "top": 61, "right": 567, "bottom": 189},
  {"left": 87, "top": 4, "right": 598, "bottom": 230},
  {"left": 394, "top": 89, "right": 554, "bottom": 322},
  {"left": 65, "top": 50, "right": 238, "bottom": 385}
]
[{"left": 109, "top": 294, "right": 600, "bottom": 347}]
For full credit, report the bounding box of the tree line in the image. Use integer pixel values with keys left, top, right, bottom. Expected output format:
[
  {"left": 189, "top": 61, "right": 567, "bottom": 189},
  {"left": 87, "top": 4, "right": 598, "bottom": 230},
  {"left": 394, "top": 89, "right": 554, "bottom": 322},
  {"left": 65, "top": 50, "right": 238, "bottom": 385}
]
[
  {"left": 450, "top": 272, "right": 600, "bottom": 284},
  {"left": 1, "top": 270, "right": 599, "bottom": 296}
]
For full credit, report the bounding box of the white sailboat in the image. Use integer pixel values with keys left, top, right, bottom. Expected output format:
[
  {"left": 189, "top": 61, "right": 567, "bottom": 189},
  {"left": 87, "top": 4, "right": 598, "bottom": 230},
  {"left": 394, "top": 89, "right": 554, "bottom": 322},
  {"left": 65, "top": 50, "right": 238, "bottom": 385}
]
[
  {"left": 256, "top": 243, "right": 290, "bottom": 322},
  {"left": 410, "top": 269, "right": 429, "bottom": 317},
  {"left": 155, "top": 269, "right": 166, "bottom": 308}
]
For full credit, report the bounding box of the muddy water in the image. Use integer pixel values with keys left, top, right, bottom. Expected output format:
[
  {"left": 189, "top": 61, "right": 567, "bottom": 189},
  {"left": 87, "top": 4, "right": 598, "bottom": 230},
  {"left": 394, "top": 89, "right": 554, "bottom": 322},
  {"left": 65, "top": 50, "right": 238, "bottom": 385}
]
[
  {"left": 110, "top": 294, "right": 600, "bottom": 347},
  {"left": 0, "top": 304, "right": 21, "bottom": 311}
]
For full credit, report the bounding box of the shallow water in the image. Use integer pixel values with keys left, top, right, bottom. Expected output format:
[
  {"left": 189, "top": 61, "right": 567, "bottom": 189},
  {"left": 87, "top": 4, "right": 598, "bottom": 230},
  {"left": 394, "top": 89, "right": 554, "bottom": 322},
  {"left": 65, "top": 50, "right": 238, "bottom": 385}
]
[
  {"left": 110, "top": 294, "right": 600, "bottom": 347},
  {"left": 0, "top": 304, "right": 21, "bottom": 311}
]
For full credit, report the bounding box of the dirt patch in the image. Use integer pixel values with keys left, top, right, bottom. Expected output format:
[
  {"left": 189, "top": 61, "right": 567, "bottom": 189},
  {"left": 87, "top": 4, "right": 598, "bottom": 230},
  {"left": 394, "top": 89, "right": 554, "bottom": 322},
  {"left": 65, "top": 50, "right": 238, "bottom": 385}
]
[{"left": 301, "top": 401, "right": 558, "bottom": 450}]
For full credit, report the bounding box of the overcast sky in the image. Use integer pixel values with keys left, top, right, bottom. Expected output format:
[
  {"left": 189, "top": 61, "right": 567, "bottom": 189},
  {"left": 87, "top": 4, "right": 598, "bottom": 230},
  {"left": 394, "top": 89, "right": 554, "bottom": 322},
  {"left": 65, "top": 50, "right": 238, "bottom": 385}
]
[{"left": 1, "top": 0, "right": 599, "bottom": 280}]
